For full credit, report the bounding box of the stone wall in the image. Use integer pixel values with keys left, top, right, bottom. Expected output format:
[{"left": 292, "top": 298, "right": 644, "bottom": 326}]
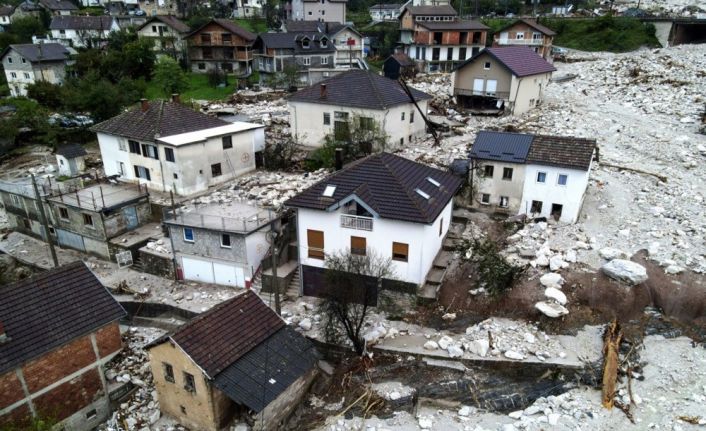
[{"left": 139, "top": 249, "right": 175, "bottom": 279}]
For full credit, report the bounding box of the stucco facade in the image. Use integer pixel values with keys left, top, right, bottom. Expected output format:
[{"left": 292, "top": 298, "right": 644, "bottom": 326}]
[
  {"left": 470, "top": 160, "right": 526, "bottom": 215},
  {"left": 494, "top": 22, "right": 554, "bottom": 61},
  {"left": 300, "top": 0, "right": 346, "bottom": 23},
  {"left": 136, "top": 21, "right": 188, "bottom": 59},
  {"left": 520, "top": 163, "right": 591, "bottom": 223},
  {"left": 1, "top": 48, "right": 68, "bottom": 97}
]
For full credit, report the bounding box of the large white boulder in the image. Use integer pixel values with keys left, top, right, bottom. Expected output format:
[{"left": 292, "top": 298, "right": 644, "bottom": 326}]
[
  {"left": 465, "top": 339, "right": 490, "bottom": 357},
  {"left": 599, "top": 247, "right": 629, "bottom": 261},
  {"left": 544, "top": 287, "right": 567, "bottom": 305},
  {"left": 602, "top": 259, "right": 648, "bottom": 285},
  {"left": 447, "top": 344, "right": 464, "bottom": 358},
  {"left": 540, "top": 273, "right": 564, "bottom": 288},
  {"left": 423, "top": 340, "right": 439, "bottom": 350},
  {"left": 535, "top": 301, "right": 569, "bottom": 318},
  {"left": 549, "top": 255, "right": 566, "bottom": 271},
  {"left": 438, "top": 335, "right": 454, "bottom": 350}
]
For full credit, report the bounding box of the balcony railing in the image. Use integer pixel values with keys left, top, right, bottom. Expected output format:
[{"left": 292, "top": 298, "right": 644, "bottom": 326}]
[
  {"left": 454, "top": 88, "right": 510, "bottom": 99},
  {"left": 341, "top": 214, "right": 373, "bottom": 231},
  {"left": 497, "top": 38, "right": 543, "bottom": 46}
]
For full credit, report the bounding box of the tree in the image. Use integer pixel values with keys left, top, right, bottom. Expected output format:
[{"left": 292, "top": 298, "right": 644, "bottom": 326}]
[
  {"left": 319, "top": 249, "right": 395, "bottom": 355},
  {"left": 152, "top": 56, "right": 189, "bottom": 97},
  {"left": 8, "top": 17, "right": 46, "bottom": 43},
  {"left": 26, "top": 81, "right": 65, "bottom": 110},
  {"left": 279, "top": 64, "right": 299, "bottom": 90}
]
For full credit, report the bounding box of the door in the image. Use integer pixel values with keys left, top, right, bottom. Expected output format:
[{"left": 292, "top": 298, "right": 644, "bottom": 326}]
[
  {"left": 432, "top": 47, "right": 440, "bottom": 61},
  {"left": 56, "top": 229, "right": 85, "bottom": 252},
  {"left": 235, "top": 267, "right": 245, "bottom": 287},
  {"left": 123, "top": 206, "right": 138, "bottom": 230},
  {"left": 551, "top": 204, "right": 563, "bottom": 221},
  {"left": 473, "top": 78, "right": 484, "bottom": 95},
  {"left": 182, "top": 257, "right": 215, "bottom": 284},
  {"left": 213, "top": 262, "right": 238, "bottom": 286},
  {"left": 68, "top": 158, "right": 78, "bottom": 175},
  {"left": 485, "top": 79, "right": 497, "bottom": 96}
]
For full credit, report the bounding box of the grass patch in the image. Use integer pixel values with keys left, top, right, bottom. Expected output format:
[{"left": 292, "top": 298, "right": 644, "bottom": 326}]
[
  {"left": 234, "top": 18, "right": 268, "bottom": 33},
  {"left": 145, "top": 73, "right": 236, "bottom": 101},
  {"left": 367, "top": 58, "right": 384, "bottom": 72},
  {"left": 541, "top": 16, "right": 659, "bottom": 52}
]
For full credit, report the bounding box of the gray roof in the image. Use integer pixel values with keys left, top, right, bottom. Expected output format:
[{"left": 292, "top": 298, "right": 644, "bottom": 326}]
[
  {"left": 0, "top": 4, "right": 16, "bottom": 15},
  {"left": 137, "top": 15, "right": 191, "bottom": 34},
  {"left": 455, "top": 46, "right": 556, "bottom": 77},
  {"left": 404, "top": 4, "right": 457, "bottom": 15},
  {"left": 257, "top": 32, "right": 335, "bottom": 54},
  {"left": 1, "top": 43, "right": 69, "bottom": 63},
  {"left": 288, "top": 69, "right": 431, "bottom": 110},
  {"left": 50, "top": 15, "right": 114, "bottom": 31},
  {"left": 469, "top": 131, "right": 533, "bottom": 163},
  {"left": 39, "top": 0, "right": 77, "bottom": 11},
  {"left": 0, "top": 261, "right": 126, "bottom": 375},
  {"left": 56, "top": 143, "right": 87, "bottom": 158},
  {"left": 369, "top": 3, "right": 403, "bottom": 9}
]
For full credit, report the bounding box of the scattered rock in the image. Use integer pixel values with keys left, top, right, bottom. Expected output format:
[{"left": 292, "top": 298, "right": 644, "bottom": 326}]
[
  {"left": 601, "top": 259, "right": 648, "bottom": 285},
  {"left": 535, "top": 301, "right": 569, "bottom": 318},
  {"left": 540, "top": 272, "right": 564, "bottom": 288},
  {"left": 424, "top": 340, "right": 439, "bottom": 350},
  {"left": 544, "top": 287, "right": 567, "bottom": 305}
]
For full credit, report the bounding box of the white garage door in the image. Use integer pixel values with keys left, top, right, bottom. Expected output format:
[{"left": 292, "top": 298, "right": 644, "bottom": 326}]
[
  {"left": 213, "top": 262, "right": 237, "bottom": 286},
  {"left": 182, "top": 257, "right": 214, "bottom": 284}
]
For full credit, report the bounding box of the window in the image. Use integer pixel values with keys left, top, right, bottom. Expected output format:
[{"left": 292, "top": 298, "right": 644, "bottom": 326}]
[
  {"left": 427, "top": 177, "right": 440, "bottom": 187},
  {"left": 141, "top": 144, "right": 158, "bottom": 159},
  {"left": 198, "top": 63, "right": 205, "bottom": 70},
  {"left": 183, "top": 228, "right": 194, "bottom": 242},
  {"left": 59, "top": 207, "right": 69, "bottom": 220},
  {"left": 401, "top": 112, "right": 405, "bottom": 121},
  {"left": 502, "top": 167, "right": 513, "bottom": 180},
  {"left": 59, "top": 29, "right": 65, "bottom": 35},
  {"left": 302, "top": 38, "right": 310, "bottom": 48},
  {"left": 118, "top": 140, "right": 127, "bottom": 151},
  {"left": 10, "top": 72, "right": 16, "bottom": 78},
  {"left": 392, "top": 242, "right": 408, "bottom": 262},
  {"left": 459, "top": 47, "right": 467, "bottom": 60},
  {"left": 86, "top": 409, "right": 97, "bottom": 420},
  {"left": 222, "top": 136, "right": 232, "bottom": 149},
  {"left": 222, "top": 33, "right": 232, "bottom": 43},
  {"left": 484, "top": 61, "right": 491, "bottom": 70},
  {"left": 439, "top": 217, "right": 443, "bottom": 236},
  {"left": 23, "top": 72, "right": 29, "bottom": 79},
  {"left": 558, "top": 174, "right": 568, "bottom": 186},
  {"left": 359, "top": 117, "right": 373, "bottom": 130},
  {"left": 200, "top": 33, "right": 211, "bottom": 44},
  {"left": 307, "top": 229, "right": 324, "bottom": 259},
  {"left": 211, "top": 163, "right": 222, "bottom": 177},
  {"left": 400, "top": 138, "right": 403, "bottom": 146},
  {"left": 165, "top": 147, "right": 175, "bottom": 162},
  {"left": 152, "top": 25, "right": 157, "bottom": 33},
  {"left": 83, "top": 213, "right": 93, "bottom": 226},
  {"left": 415, "top": 188, "right": 430, "bottom": 199},
  {"left": 351, "top": 236, "right": 366, "bottom": 256},
  {"left": 134, "top": 165, "right": 151, "bottom": 181},
  {"left": 7, "top": 57, "right": 11, "bottom": 64},
  {"left": 321, "top": 56, "right": 328, "bottom": 65},
  {"left": 183, "top": 372, "right": 196, "bottom": 393},
  {"left": 221, "top": 233, "right": 231, "bottom": 248},
  {"left": 117, "top": 161, "right": 125, "bottom": 175},
  {"left": 10, "top": 194, "right": 21, "bottom": 206},
  {"left": 536, "top": 171, "right": 546, "bottom": 183},
  {"left": 302, "top": 57, "right": 310, "bottom": 65},
  {"left": 516, "top": 32, "right": 525, "bottom": 40},
  {"left": 163, "top": 363, "right": 175, "bottom": 382},
  {"left": 323, "top": 112, "right": 330, "bottom": 125},
  {"left": 530, "top": 200, "right": 543, "bottom": 213},
  {"left": 174, "top": 173, "right": 178, "bottom": 179},
  {"left": 128, "top": 140, "right": 141, "bottom": 154},
  {"left": 323, "top": 185, "right": 336, "bottom": 197},
  {"left": 484, "top": 165, "right": 494, "bottom": 177},
  {"left": 481, "top": 193, "right": 490, "bottom": 204},
  {"left": 321, "top": 38, "right": 328, "bottom": 48},
  {"left": 334, "top": 111, "right": 348, "bottom": 120},
  {"left": 410, "top": 111, "right": 414, "bottom": 123},
  {"left": 499, "top": 196, "right": 509, "bottom": 208}
]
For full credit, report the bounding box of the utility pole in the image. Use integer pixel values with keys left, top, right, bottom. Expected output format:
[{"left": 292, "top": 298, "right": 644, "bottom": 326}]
[{"left": 31, "top": 174, "right": 58, "bottom": 268}]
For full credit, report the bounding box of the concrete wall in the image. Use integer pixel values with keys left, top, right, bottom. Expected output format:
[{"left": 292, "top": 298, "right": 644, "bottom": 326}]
[
  {"left": 139, "top": 248, "right": 175, "bottom": 278},
  {"left": 295, "top": 200, "right": 452, "bottom": 286},
  {"left": 520, "top": 162, "right": 591, "bottom": 223},
  {"left": 170, "top": 225, "right": 249, "bottom": 264},
  {"left": 302, "top": 0, "right": 346, "bottom": 23},
  {"left": 253, "top": 367, "right": 317, "bottom": 429},
  {"left": 288, "top": 100, "right": 429, "bottom": 148},
  {"left": 471, "top": 160, "right": 525, "bottom": 215},
  {"left": 508, "top": 72, "right": 551, "bottom": 115}
]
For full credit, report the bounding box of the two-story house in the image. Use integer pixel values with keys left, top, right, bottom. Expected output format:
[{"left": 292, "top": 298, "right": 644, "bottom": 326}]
[
  {"left": 399, "top": 5, "right": 488, "bottom": 72},
  {"left": 138, "top": 0, "right": 180, "bottom": 17},
  {"left": 469, "top": 131, "right": 597, "bottom": 223},
  {"left": 9, "top": 0, "right": 41, "bottom": 21},
  {"left": 136, "top": 15, "right": 190, "bottom": 59},
  {"left": 288, "top": 69, "right": 431, "bottom": 148},
  {"left": 38, "top": 0, "right": 77, "bottom": 15},
  {"left": 289, "top": 0, "right": 347, "bottom": 23},
  {"left": 186, "top": 18, "right": 255, "bottom": 75},
  {"left": 254, "top": 31, "right": 336, "bottom": 86},
  {"left": 452, "top": 46, "right": 556, "bottom": 115},
  {"left": 369, "top": 3, "right": 402, "bottom": 21},
  {"left": 92, "top": 98, "right": 266, "bottom": 196},
  {"left": 281, "top": 20, "right": 366, "bottom": 68},
  {"left": 0, "top": 43, "right": 71, "bottom": 97},
  {"left": 493, "top": 19, "right": 556, "bottom": 61},
  {"left": 49, "top": 16, "right": 119, "bottom": 48},
  {"left": 0, "top": 262, "right": 126, "bottom": 431},
  {"left": 232, "top": 0, "right": 266, "bottom": 17},
  {"left": 163, "top": 201, "right": 275, "bottom": 287},
  {"left": 286, "top": 152, "right": 463, "bottom": 303}
]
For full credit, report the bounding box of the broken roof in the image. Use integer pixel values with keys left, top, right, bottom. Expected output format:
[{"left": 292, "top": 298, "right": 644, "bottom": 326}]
[
  {"left": 56, "top": 143, "right": 87, "bottom": 159},
  {"left": 455, "top": 46, "right": 556, "bottom": 77},
  {"left": 286, "top": 153, "right": 463, "bottom": 224},
  {"left": 499, "top": 18, "right": 556, "bottom": 36},
  {"left": 470, "top": 131, "right": 533, "bottom": 163},
  {"left": 0, "top": 43, "right": 69, "bottom": 63},
  {"left": 91, "top": 100, "right": 229, "bottom": 142},
  {"left": 0, "top": 261, "right": 126, "bottom": 375},
  {"left": 137, "top": 15, "right": 191, "bottom": 33},
  {"left": 50, "top": 15, "right": 114, "bottom": 31},
  {"left": 187, "top": 18, "right": 256, "bottom": 42},
  {"left": 288, "top": 69, "right": 431, "bottom": 110}
]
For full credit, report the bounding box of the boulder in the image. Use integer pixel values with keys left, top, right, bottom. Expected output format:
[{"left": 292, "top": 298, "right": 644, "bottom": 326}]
[
  {"left": 540, "top": 273, "right": 564, "bottom": 288},
  {"left": 549, "top": 255, "right": 566, "bottom": 271},
  {"left": 447, "top": 344, "right": 464, "bottom": 358},
  {"left": 544, "top": 287, "right": 567, "bottom": 305},
  {"left": 423, "top": 340, "right": 439, "bottom": 350},
  {"left": 466, "top": 339, "right": 490, "bottom": 357},
  {"left": 298, "top": 318, "right": 312, "bottom": 331},
  {"left": 535, "top": 301, "right": 569, "bottom": 318},
  {"left": 601, "top": 259, "right": 648, "bottom": 285},
  {"left": 504, "top": 350, "right": 525, "bottom": 360},
  {"left": 442, "top": 312, "right": 457, "bottom": 321},
  {"left": 458, "top": 406, "right": 472, "bottom": 417},
  {"left": 437, "top": 335, "right": 453, "bottom": 350},
  {"left": 599, "top": 247, "right": 629, "bottom": 261}
]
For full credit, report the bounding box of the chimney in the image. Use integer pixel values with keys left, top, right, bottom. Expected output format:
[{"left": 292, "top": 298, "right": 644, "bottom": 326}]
[
  {"left": 0, "top": 321, "right": 7, "bottom": 343},
  {"left": 171, "top": 93, "right": 180, "bottom": 103},
  {"left": 334, "top": 148, "right": 343, "bottom": 171},
  {"left": 140, "top": 98, "right": 149, "bottom": 112},
  {"left": 320, "top": 83, "right": 327, "bottom": 98}
]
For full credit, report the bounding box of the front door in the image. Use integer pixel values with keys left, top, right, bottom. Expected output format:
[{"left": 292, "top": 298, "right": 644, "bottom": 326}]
[
  {"left": 123, "top": 206, "right": 138, "bottom": 230},
  {"left": 432, "top": 47, "right": 440, "bottom": 61},
  {"left": 551, "top": 203, "right": 563, "bottom": 221}
]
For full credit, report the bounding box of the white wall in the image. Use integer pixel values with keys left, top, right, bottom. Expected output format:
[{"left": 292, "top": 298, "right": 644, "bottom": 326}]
[
  {"left": 520, "top": 163, "right": 591, "bottom": 223},
  {"left": 245, "top": 230, "right": 270, "bottom": 277},
  {"left": 295, "top": 200, "right": 452, "bottom": 285},
  {"left": 289, "top": 100, "right": 428, "bottom": 149},
  {"left": 508, "top": 72, "right": 551, "bottom": 115}
]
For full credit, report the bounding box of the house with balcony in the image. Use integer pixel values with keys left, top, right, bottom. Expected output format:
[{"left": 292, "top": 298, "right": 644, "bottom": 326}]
[
  {"left": 49, "top": 16, "right": 119, "bottom": 48},
  {"left": 0, "top": 43, "right": 71, "bottom": 97},
  {"left": 163, "top": 201, "right": 275, "bottom": 287},
  {"left": 399, "top": 4, "right": 488, "bottom": 72},
  {"left": 451, "top": 46, "right": 555, "bottom": 115},
  {"left": 493, "top": 19, "right": 556, "bottom": 61},
  {"left": 186, "top": 18, "right": 255, "bottom": 75},
  {"left": 254, "top": 31, "right": 336, "bottom": 86},
  {"left": 287, "top": 69, "right": 431, "bottom": 148},
  {"left": 469, "top": 131, "right": 596, "bottom": 223},
  {"left": 369, "top": 3, "right": 402, "bottom": 21},
  {"left": 136, "top": 15, "right": 190, "bottom": 59},
  {"left": 280, "top": 20, "right": 366, "bottom": 68},
  {"left": 91, "top": 98, "right": 266, "bottom": 196},
  {"left": 285, "top": 152, "right": 463, "bottom": 303}
]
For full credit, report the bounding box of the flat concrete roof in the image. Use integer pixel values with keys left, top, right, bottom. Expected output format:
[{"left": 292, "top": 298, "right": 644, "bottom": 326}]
[
  {"left": 49, "top": 183, "right": 148, "bottom": 212},
  {"left": 157, "top": 122, "right": 264, "bottom": 147},
  {"left": 165, "top": 201, "right": 274, "bottom": 233}
]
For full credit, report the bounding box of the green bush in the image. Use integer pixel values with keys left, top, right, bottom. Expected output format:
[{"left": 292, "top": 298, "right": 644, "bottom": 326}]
[
  {"left": 542, "top": 16, "right": 659, "bottom": 52},
  {"left": 459, "top": 239, "right": 524, "bottom": 297}
]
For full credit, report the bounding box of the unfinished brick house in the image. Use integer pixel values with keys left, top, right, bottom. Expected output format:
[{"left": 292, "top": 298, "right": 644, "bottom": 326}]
[
  {"left": 186, "top": 18, "right": 256, "bottom": 76},
  {"left": 0, "top": 261, "right": 126, "bottom": 430},
  {"left": 492, "top": 19, "right": 556, "bottom": 62},
  {"left": 147, "top": 290, "right": 318, "bottom": 430}
]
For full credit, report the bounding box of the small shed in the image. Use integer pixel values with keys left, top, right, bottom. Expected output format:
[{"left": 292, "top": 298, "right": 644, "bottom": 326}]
[
  {"left": 55, "top": 143, "right": 87, "bottom": 176},
  {"left": 383, "top": 52, "right": 416, "bottom": 80}
]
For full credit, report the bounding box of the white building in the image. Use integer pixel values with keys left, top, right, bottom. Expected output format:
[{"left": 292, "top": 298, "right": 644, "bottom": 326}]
[
  {"left": 49, "top": 16, "right": 119, "bottom": 48},
  {"left": 135, "top": 15, "right": 191, "bottom": 59},
  {"left": 289, "top": 0, "right": 347, "bottom": 23},
  {"left": 0, "top": 43, "right": 71, "bottom": 97},
  {"left": 286, "top": 152, "right": 463, "bottom": 300},
  {"left": 288, "top": 69, "right": 431, "bottom": 148},
  {"left": 55, "top": 143, "right": 87, "bottom": 176},
  {"left": 469, "top": 131, "right": 597, "bottom": 223},
  {"left": 92, "top": 98, "right": 265, "bottom": 196},
  {"left": 368, "top": 3, "right": 402, "bottom": 21}
]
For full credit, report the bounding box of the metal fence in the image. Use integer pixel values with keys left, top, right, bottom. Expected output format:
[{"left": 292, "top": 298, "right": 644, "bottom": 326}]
[{"left": 164, "top": 207, "right": 276, "bottom": 233}]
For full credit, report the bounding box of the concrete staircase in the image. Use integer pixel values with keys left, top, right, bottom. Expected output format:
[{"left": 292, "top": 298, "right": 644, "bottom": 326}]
[{"left": 285, "top": 268, "right": 300, "bottom": 301}]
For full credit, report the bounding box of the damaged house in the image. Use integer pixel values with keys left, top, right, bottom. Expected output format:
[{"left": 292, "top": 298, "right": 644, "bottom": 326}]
[
  {"left": 0, "top": 261, "right": 126, "bottom": 430},
  {"left": 469, "top": 130, "right": 597, "bottom": 223},
  {"left": 147, "top": 290, "right": 318, "bottom": 430},
  {"left": 451, "top": 46, "right": 556, "bottom": 115},
  {"left": 285, "top": 152, "right": 463, "bottom": 304}
]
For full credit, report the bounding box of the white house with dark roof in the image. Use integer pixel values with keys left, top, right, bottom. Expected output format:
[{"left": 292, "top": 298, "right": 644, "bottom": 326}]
[
  {"left": 285, "top": 152, "right": 463, "bottom": 301},
  {"left": 91, "top": 98, "right": 265, "bottom": 196},
  {"left": 287, "top": 69, "right": 431, "bottom": 148},
  {"left": 289, "top": 0, "right": 347, "bottom": 23},
  {"left": 368, "top": 3, "right": 402, "bottom": 21},
  {"left": 469, "top": 131, "right": 597, "bottom": 223},
  {"left": 49, "top": 16, "right": 119, "bottom": 48},
  {"left": 136, "top": 15, "right": 191, "bottom": 59},
  {"left": 55, "top": 143, "right": 87, "bottom": 176},
  {"left": 0, "top": 43, "right": 71, "bottom": 96}
]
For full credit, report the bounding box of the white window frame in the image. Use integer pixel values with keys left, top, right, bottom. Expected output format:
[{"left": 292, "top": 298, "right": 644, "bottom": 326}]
[
  {"left": 302, "top": 57, "right": 311, "bottom": 66},
  {"left": 499, "top": 196, "right": 509, "bottom": 208},
  {"left": 536, "top": 171, "right": 547, "bottom": 183},
  {"left": 484, "top": 61, "right": 491, "bottom": 70},
  {"left": 183, "top": 227, "right": 195, "bottom": 242},
  {"left": 220, "top": 233, "right": 231, "bottom": 248},
  {"left": 557, "top": 174, "right": 568, "bottom": 186},
  {"left": 321, "top": 56, "right": 328, "bottom": 65},
  {"left": 23, "top": 72, "right": 30, "bottom": 79},
  {"left": 516, "top": 33, "right": 525, "bottom": 40}
]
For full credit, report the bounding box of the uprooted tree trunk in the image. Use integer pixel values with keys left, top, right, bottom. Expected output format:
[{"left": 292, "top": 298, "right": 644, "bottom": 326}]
[{"left": 601, "top": 318, "right": 623, "bottom": 409}]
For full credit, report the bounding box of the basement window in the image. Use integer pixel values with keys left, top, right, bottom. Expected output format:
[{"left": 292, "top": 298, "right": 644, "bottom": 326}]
[
  {"left": 323, "top": 185, "right": 336, "bottom": 197},
  {"left": 415, "top": 188, "right": 430, "bottom": 200}
]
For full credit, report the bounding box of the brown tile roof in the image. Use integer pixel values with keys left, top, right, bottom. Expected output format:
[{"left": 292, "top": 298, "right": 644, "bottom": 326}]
[
  {"left": 288, "top": 69, "right": 431, "bottom": 110},
  {"left": 405, "top": 4, "right": 457, "bottom": 15},
  {"left": 526, "top": 135, "right": 596, "bottom": 171},
  {"left": 390, "top": 52, "right": 415, "bottom": 67},
  {"left": 285, "top": 153, "right": 463, "bottom": 224},
  {"left": 90, "top": 100, "right": 229, "bottom": 142},
  {"left": 0, "top": 261, "right": 126, "bottom": 375},
  {"left": 187, "top": 18, "right": 256, "bottom": 42},
  {"left": 167, "top": 290, "right": 285, "bottom": 378},
  {"left": 455, "top": 46, "right": 556, "bottom": 77},
  {"left": 138, "top": 15, "right": 191, "bottom": 33},
  {"left": 418, "top": 19, "right": 489, "bottom": 31}
]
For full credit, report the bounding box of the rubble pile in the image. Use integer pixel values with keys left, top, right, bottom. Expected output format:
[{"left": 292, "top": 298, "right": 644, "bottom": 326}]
[{"left": 143, "top": 239, "right": 170, "bottom": 255}]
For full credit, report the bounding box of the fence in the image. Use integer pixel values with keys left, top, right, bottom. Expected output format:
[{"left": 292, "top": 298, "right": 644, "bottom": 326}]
[{"left": 164, "top": 207, "right": 275, "bottom": 233}]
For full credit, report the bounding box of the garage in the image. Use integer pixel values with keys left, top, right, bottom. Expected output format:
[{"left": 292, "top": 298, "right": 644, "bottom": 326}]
[{"left": 182, "top": 257, "right": 246, "bottom": 287}]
